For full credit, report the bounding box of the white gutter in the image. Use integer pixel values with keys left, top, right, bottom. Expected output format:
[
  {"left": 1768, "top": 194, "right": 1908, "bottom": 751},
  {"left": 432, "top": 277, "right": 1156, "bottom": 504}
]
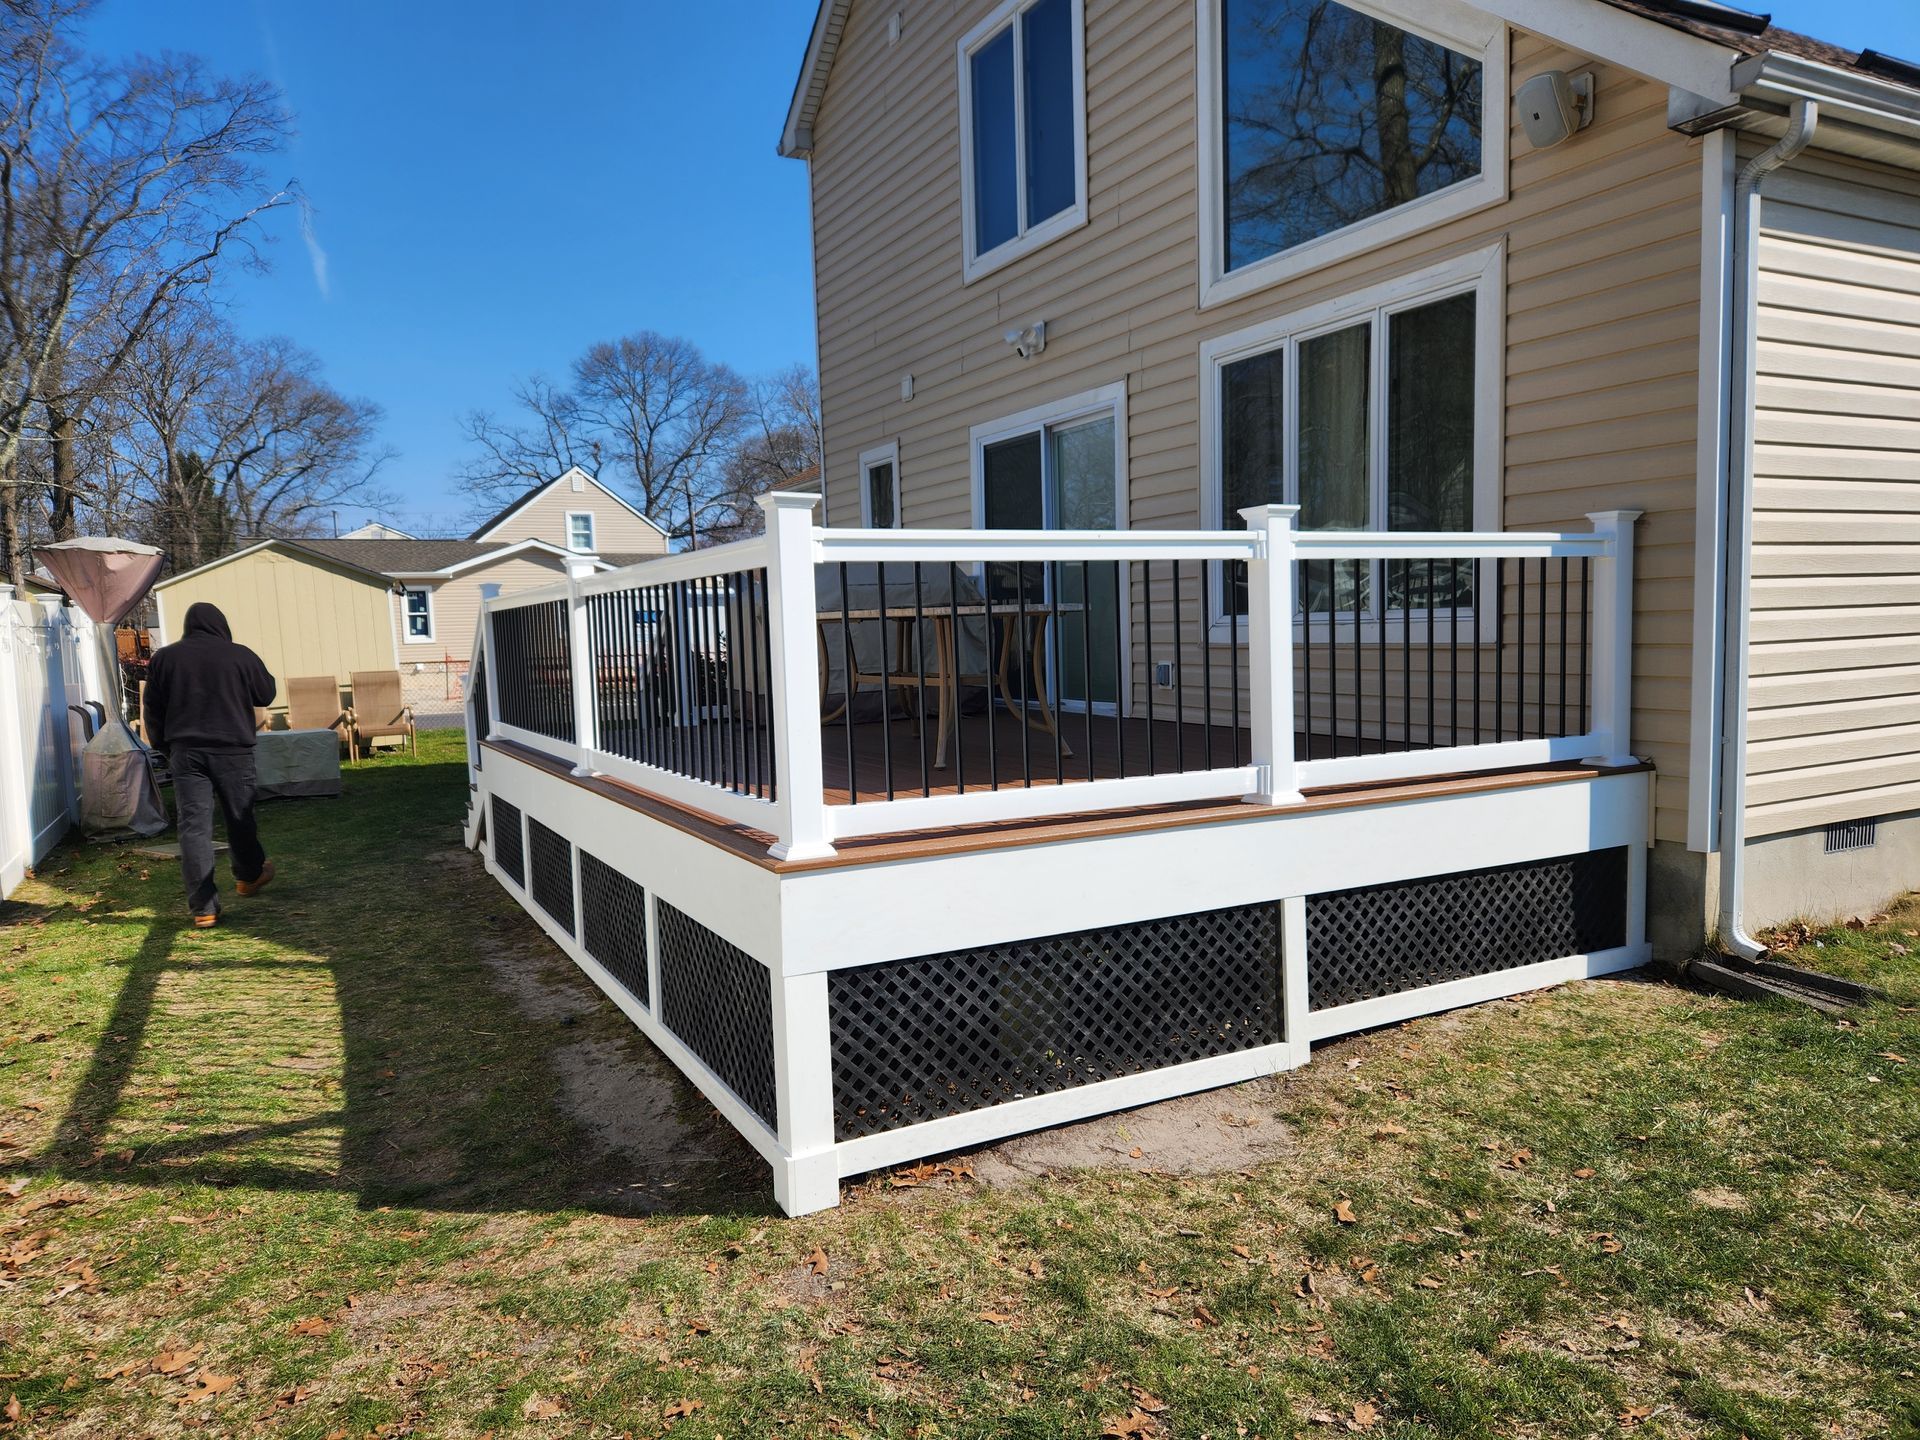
[{"left": 1716, "top": 97, "right": 1818, "bottom": 959}]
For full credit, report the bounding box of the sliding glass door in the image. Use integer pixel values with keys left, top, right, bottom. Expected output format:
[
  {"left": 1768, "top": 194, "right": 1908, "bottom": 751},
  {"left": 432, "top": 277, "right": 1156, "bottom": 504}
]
[{"left": 980, "top": 412, "right": 1120, "bottom": 711}]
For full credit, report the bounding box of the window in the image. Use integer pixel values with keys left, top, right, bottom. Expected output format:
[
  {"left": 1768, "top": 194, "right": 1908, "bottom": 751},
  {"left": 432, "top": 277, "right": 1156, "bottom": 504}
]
[
  {"left": 1198, "top": 0, "right": 1506, "bottom": 306},
  {"left": 566, "top": 511, "right": 595, "bottom": 552},
  {"left": 403, "top": 586, "right": 435, "bottom": 643},
  {"left": 959, "top": 0, "right": 1088, "bottom": 281},
  {"left": 859, "top": 442, "right": 902, "bottom": 528},
  {"left": 1201, "top": 245, "right": 1501, "bottom": 628}
]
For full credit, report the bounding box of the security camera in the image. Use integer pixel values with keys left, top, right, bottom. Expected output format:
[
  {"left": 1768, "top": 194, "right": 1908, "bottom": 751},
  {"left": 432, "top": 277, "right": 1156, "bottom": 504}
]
[
  {"left": 1004, "top": 320, "right": 1046, "bottom": 360},
  {"left": 1516, "top": 70, "right": 1594, "bottom": 150}
]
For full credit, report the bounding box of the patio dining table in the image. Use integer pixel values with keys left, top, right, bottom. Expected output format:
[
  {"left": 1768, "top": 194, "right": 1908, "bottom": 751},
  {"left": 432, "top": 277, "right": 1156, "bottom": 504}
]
[{"left": 814, "top": 579, "right": 1082, "bottom": 769}]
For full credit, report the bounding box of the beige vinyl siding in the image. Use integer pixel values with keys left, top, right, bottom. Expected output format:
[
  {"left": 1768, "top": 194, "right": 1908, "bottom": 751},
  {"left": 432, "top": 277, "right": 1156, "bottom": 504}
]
[
  {"left": 1747, "top": 152, "right": 1920, "bottom": 837},
  {"left": 155, "top": 548, "right": 396, "bottom": 696},
  {"left": 809, "top": 4, "right": 1705, "bottom": 841},
  {"left": 389, "top": 553, "right": 574, "bottom": 669},
  {"left": 482, "top": 476, "right": 668, "bottom": 556}
]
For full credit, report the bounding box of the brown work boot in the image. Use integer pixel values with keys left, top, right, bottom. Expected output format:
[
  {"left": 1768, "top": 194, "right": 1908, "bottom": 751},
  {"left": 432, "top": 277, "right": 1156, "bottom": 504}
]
[
  {"left": 236, "top": 861, "right": 276, "bottom": 897},
  {"left": 192, "top": 911, "right": 219, "bottom": 929}
]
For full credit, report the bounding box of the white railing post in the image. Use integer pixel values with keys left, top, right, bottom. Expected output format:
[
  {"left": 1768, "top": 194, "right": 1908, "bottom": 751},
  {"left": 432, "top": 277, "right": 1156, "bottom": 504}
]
[
  {"left": 757, "top": 491, "right": 833, "bottom": 861},
  {"left": 565, "top": 556, "right": 598, "bottom": 775},
  {"left": 1583, "top": 510, "right": 1642, "bottom": 768},
  {"left": 1240, "top": 504, "right": 1304, "bottom": 806}
]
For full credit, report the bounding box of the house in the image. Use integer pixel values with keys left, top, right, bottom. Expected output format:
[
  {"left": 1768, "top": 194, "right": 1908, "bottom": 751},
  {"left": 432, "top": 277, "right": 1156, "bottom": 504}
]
[
  {"left": 462, "top": 0, "right": 1920, "bottom": 1213},
  {"left": 153, "top": 467, "right": 667, "bottom": 721}
]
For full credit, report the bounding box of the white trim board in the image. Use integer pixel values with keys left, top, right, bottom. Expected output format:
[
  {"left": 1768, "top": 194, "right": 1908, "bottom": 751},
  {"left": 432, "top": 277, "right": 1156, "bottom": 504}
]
[{"left": 471, "top": 467, "right": 669, "bottom": 542}]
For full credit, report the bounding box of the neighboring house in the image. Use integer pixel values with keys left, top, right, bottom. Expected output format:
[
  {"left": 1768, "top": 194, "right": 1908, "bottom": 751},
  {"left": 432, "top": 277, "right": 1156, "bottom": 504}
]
[
  {"left": 153, "top": 467, "right": 668, "bottom": 719},
  {"left": 339, "top": 521, "right": 417, "bottom": 540},
  {"left": 461, "top": 0, "right": 1920, "bottom": 1214}
]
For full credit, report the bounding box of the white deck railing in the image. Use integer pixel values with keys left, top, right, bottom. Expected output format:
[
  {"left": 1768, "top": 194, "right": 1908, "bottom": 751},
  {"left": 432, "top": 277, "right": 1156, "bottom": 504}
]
[{"left": 477, "top": 495, "right": 1639, "bottom": 859}]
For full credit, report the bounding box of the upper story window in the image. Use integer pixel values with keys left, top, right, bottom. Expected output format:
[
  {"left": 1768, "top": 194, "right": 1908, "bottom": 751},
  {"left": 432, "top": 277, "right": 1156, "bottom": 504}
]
[
  {"left": 566, "top": 511, "right": 596, "bottom": 552},
  {"left": 1199, "top": 0, "right": 1506, "bottom": 307},
  {"left": 959, "top": 0, "right": 1089, "bottom": 283}
]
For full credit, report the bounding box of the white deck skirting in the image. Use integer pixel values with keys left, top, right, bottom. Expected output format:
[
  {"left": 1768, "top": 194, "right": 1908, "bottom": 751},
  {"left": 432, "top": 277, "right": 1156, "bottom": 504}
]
[{"left": 469, "top": 739, "right": 1650, "bottom": 1215}]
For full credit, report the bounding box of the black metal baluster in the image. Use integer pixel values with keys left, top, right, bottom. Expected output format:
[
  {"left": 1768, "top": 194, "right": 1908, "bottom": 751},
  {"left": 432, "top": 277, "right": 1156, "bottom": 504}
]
[
  {"left": 1143, "top": 561, "right": 1156, "bottom": 774},
  {"left": 1536, "top": 557, "right": 1547, "bottom": 742},
  {"left": 1494, "top": 559, "right": 1506, "bottom": 744},
  {"left": 1081, "top": 560, "right": 1095, "bottom": 781},
  {"left": 758, "top": 570, "right": 777, "bottom": 800},
  {"left": 1048, "top": 560, "right": 1064, "bottom": 785},
  {"left": 914, "top": 564, "right": 930, "bottom": 798},
  {"left": 1302, "top": 559, "right": 1314, "bottom": 763},
  {"left": 1424, "top": 558, "right": 1435, "bottom": 752},
  {"left": 984, "top": 573, "right": 999, "bottom": 791},
  {"left": 1558, "top": 555, "right": 1570, "bottom": 738},
  {"left": 1111, "top": 561, "right": 1126, "bottom": 779},
  {"left": 730, "top": 572, "right": 747, "bottom": 792},
  {"left": 839, "top": 562, "right": 857, "bottom": 805},
  {"left": 1401, "top": 561, "right": 1412, "bottom": 752},
  {"left": 1229, "top": 560, "right": 1242, "bottom": 767},
  {"left": 1172, "top": 559, "right": 1186, "bottom": 772},
  {"left": 1351, "top": 557, "right": 1363, "bottom": 759},
  {"left": 1378, "top": 560, "right": 1389, "bottom": 756},
  {"left": 1015, "top": 561, "right": 1032, "bottom": 787},
  {"left": 738, "top": 575, "right": 757, "bottom": 797},
  {"left": 1578, "top": 556, "right": 1591, "bottom": 736},
  {"left": 948, "top": 562, "right": 966, "bottom": 796},
  {"left": 877, "top": 561, "right": 894, "bottom": 802},
  {"left": 1450, "top": 558, "right": 1461, "bottom": 748},
  {"left": 1201, "top": 560, "right": 1215, "bottom": 770},
  {"left": 1516, "top": 559, "right": 1528, "bottom": 742}
]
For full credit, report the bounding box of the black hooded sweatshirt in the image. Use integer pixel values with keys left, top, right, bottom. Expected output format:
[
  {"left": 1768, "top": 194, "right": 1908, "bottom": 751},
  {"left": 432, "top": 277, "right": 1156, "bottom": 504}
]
[{"left": 145, "top": 602, "right": 277, "bottom": 751}]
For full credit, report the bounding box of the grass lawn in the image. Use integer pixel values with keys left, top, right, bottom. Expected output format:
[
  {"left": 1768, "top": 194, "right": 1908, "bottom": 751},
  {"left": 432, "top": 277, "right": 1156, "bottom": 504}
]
[{"left": 1, "top": 727, "right": 1916, "bottom": 1438}]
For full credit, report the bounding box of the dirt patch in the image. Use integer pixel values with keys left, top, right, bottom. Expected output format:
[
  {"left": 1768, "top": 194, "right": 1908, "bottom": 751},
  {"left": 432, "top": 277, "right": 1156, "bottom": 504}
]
[
  {"left": 1689, "top": 1185, "right": 1750, "bottom": 1212},
  {"left": 958, "top": 1078, "right": 1294, "bottom": 1186}
]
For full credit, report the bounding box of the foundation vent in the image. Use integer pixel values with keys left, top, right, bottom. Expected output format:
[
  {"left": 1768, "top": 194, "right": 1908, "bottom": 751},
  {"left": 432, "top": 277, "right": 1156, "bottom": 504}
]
[{"left": 1824, "top": 819, "right": 1877, "bottom": 854}]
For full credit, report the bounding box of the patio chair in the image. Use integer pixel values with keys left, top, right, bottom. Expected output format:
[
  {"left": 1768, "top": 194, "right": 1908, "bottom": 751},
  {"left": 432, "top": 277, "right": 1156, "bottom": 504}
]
[
  {"left": 348, "top": 670, "right": 416, "bottom": 760},
  {"left": 286, "top": 675, "right": 352, "bottom": 751}
]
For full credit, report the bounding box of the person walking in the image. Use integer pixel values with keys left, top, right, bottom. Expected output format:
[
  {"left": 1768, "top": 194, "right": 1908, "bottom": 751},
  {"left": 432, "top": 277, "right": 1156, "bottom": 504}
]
[{"left": 144, "top": 602, "right": 278, "bottom": 928}]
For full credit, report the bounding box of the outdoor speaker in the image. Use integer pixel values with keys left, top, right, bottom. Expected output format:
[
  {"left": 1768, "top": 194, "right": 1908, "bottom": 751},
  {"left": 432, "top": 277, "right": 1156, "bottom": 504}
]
[{"left": 1516, "top": 70, "right": 1594, "bottom": 149}]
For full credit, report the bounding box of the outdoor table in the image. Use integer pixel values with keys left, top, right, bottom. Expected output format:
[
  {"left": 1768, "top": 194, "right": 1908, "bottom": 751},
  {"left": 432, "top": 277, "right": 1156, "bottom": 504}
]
[
  {"left": 816, "top": 601, "right": 1081, "bottom": 769},
  {"left": 255, "top": 727, "right": 344, "bottom": 799}
]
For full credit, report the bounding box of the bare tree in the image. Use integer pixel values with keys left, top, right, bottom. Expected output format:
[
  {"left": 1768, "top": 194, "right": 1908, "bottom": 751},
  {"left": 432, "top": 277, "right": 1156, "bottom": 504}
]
[
  {"left": 456, "top": 375, "right": 590, "bottom": 502},
  {"left": 0, "top": 0, "right": 293, "bottom": 570},
  {"left": 199, "top": 335, "right": 391, "bottom": 540},
  {"left": 706, "top": 365, "right": 823, "bottom": 542}
]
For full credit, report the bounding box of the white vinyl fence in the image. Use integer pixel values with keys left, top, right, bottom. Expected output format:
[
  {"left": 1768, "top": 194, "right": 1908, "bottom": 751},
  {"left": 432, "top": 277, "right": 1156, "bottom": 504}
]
[{"left": 0, "top": 586, "right": 105, "bottom": 898}]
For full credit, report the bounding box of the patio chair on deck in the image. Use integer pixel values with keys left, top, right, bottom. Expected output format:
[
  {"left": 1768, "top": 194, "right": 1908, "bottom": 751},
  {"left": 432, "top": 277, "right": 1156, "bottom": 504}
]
[
  {"left": 287, "top": 675, "right": 352, "bottom": 751},
  {"left": 348, "top": 670, "right": 416, "bottom": 760}
]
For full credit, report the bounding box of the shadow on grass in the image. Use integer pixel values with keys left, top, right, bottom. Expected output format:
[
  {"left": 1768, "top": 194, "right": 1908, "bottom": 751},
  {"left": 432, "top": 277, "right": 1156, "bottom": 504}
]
[{"left": 13, "top": 738, "right": 770, "bottom": 1219}]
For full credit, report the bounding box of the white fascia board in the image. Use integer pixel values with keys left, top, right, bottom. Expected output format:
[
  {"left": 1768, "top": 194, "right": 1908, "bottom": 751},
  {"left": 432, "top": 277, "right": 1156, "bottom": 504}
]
[{"left": 1473, "top": 0, "right": 1739, "bottom": 102}]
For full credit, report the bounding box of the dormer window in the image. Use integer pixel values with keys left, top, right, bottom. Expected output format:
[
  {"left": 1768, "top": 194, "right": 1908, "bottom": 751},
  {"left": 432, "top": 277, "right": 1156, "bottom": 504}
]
[
  {"left": 566, "top": 511, "right": 596, "bottom": 552},
  {"left": 1198, "top": 0, "right": 1506, "bottom": 306},
  {"left": 959, "top": 0, "right": 1088, "bottom": 282}
]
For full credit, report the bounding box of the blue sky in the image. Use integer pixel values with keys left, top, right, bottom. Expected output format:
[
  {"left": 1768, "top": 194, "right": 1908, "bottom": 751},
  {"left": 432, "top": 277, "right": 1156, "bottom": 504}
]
[{"left": 84, "top": 2, "right": 1920, "bottom": 536}]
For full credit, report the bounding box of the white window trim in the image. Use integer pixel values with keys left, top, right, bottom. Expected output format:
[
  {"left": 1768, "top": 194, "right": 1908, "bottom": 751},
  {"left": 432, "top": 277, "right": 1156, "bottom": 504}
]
[
  {"left": 958, "top": 0, "right": 1090, "bottom": 285},
  {"left": 565, "top": 510, "right": 596, "bottom": 552},
  {"left": 858, "top": 441, "right": 903, "bottom": 528},
  {"left": 1199, "top": 242, "right": 1505, "bottom": 641},
  {"left": 969, "top": 380, "right": 1129, "bottom": 531},
  {"left": 402, "top": 585, "right": 437, "bottom": 645},
  {"left": 1195, "top": 0, "right": 1509, "bottom": 310}
]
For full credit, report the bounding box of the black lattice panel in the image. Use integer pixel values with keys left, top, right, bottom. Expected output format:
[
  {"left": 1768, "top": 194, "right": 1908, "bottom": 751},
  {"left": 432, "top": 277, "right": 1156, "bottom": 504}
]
[
  {"left": 656, "top": 901, "right": 777, "bottom": 1128},
  {"left": 1306, "top": 847, "right": 1629, "bottom": 1011},
  {"left": 828, "top": 904, "right": 1281, "bottom": 1141},
  {"left": 580, "top": 851, "right": 649, "bottom": 1007},
  {"left": 527, "top": 817, "right": 575, "bottom": 936},
  {"left": 491, "top": 795, "right": 524, "bottom": 888}
]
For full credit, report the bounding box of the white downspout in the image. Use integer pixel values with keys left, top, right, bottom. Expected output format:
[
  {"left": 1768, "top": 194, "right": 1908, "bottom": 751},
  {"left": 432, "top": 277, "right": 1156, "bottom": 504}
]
[{"left": 1717, "top": 98, "right": 1818, "bottom": 958}]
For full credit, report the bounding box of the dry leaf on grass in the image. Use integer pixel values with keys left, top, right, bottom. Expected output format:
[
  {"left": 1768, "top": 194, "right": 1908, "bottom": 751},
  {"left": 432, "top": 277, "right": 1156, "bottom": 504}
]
[
  {"left": 1351, "top": 1399, "right": 1381, "bottom": 1430},
  {"left": 1618, "top": 1402, "right": 1655, "bottom": 1426},
  {"left": 1100, "top": 1409, "right": 1161, "bottom": 1438},
  {"left": 522, "top": 1395, "right": 566, "bottom": 1419},
  {"left": 151, "top": 1347, "right": 201, "bottom": 1375},
  {"left": 4, "top": 1395, "right": 20, "bottom": 1424},
  {"left": 977, "top": 1310, "right": 1014, "bottom": 1325},
  {"left": 176, "top": 1373, "right": 235, "bottom": 1405},
  {"left": 288, "top": 1316, "right": 331, "bottom": 1337},
  {"left": 1371, "top": 1123, "right": 1408, "bottom": 1140},
  {"left": 1333, "top": 1200, "right": 1358, "bottom": 1225},
  {"left": 663, "top": 1398, "right": 704, "bottom": 1419},
  {"left": 805, "top": 1246, "right": 829, "bottom": 1277}
]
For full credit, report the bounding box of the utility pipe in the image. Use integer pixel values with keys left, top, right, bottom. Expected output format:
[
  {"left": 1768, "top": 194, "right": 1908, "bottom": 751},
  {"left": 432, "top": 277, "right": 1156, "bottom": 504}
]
[{"left": 1717, "top": 98, "right": 1818, "bottom": 958}]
